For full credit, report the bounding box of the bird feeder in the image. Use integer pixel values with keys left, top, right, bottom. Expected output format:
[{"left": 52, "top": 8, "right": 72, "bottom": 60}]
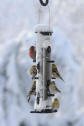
[{"left": 30, "top": 24, "right": 57, "bottom": 113}]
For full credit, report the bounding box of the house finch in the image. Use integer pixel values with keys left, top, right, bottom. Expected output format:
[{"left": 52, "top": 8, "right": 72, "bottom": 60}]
[
  {"left": 27, "top": 81, "right": 36, "bottom": 102},
  {"left": 49, "top": 81, "right": 61, "bottom": 94},
  {"left": 30, "top": 65, "right": 37, "bottom": 79},
  {"left": 51, "top": 98, "right": 60, "bottom": 111},
  {"left": 29, "top": 46, "right": 36, "bottom": 61},
  {"left": 52, "top": 64, "right": 64, "bottom": 81}
]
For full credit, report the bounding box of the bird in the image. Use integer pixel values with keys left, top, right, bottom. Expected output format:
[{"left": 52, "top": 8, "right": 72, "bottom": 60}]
[
  {"left": 51, "top": 98, "right": 60, "bottom": 111},
  {"left": 29, "top": 46, "right": 36, "bottom": 61},
  {"left": 30, "top": 65, "right": 37, "bottom": 79},
  {"left": 27, "top": 81, "right": 36, "bottom": 102},
  {"left": 52, "top": 64, "right": 64, "bottom": 81},
  {"left": 49, "top": 81, "right": 61, "bottom": 94}
]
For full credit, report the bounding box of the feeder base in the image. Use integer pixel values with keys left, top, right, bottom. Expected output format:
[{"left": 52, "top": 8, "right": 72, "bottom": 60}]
[{"left": 30, "top": 109, "right": 57, "bottom": 113}]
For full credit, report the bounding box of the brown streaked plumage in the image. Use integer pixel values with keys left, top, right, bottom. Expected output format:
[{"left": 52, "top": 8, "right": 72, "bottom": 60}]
[{"left": 30, "top": 65, "right": 37, "bottom": 79}]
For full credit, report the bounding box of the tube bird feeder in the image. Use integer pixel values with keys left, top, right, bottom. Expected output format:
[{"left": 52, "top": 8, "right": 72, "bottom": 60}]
[{"left": 30, "top": 25, "right": 57, "bottom": 113}]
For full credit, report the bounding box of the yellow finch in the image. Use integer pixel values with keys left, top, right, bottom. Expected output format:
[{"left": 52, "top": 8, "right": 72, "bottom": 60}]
[
  {"left": 30, "top": 65, "right": 37, "bottom": 79},
  {"left": 51, "top": 98, "right": 60, "bottom": 110},
  {"left": 49, "top": 81, "right": 61, "bottom": 94},
  {"left": 27, "top": 81, "right": 36, "bottom": 102},
  {"left": 52, "top": 64, "right": 64, "bottom": 81}
]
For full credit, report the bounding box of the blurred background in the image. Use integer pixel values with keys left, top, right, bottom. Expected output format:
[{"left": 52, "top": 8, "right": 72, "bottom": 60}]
[{"left": 0, "top": 0, "right": 84, "bottom": 126}]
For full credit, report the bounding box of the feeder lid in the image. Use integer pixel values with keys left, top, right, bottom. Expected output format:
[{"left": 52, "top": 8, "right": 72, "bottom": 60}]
[{"left": 34, "top": 24, "right": 53, "bottom": 33}]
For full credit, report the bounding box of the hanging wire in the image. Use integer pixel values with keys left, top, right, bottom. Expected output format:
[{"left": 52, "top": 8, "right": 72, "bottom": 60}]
[
  {"left": 48, "top": 4, "right": 51, "bottom": 31},
  {"left": 47, "top": 4, "right": 51, "bottom": 44},
  {"left": 38, "top": 8, "right": 41, "bottom": 24},
  {"left": 38, "top": 0, "right": 51, "bottom": 29},
  {"left": 37, "top": 0, "right": 49, "bottom": 24},
  {"left": 37, "top": 0, "right": 51, "bottom": 46}
]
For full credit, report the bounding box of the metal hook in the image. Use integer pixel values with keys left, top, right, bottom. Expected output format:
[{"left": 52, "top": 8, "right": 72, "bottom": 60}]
[{"left": 39, "top": 0, "right": 49, "bottom": 6}]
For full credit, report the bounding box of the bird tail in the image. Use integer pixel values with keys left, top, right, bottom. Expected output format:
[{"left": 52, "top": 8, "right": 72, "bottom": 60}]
[
  {"left": 27, "top": 94, "right": 30, "bottom": 102},
  {"left": 56, "top": 72, "right": 64, "bottom": 81},
  {"left": 59, "top": 75, "right": 64, "bottom": 81},
  {"left": 56, "top": 88, "right": 61, "bottom": 93}
]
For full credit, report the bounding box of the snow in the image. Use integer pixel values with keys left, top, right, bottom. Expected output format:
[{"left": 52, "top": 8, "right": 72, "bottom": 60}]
[
  {"left": 34, "top": 24, "right": 53, "bottom": 32},
  {"left": 0, "top": 0, "right": 84, "bottom": 126},
  {"left": 0, "top": 27, "right": 83, "bottom": 126}
]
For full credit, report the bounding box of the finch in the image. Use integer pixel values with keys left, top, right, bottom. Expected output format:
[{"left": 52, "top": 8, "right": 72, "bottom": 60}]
[
  {"left": 27, "top": 81, "right": 36, "bottom": 102},
  {"left": 29, "top": 46, "right": 36, "bottom": 61},
  {"left": 30, "top": 65, "right": 37, "bottom": 79},
  {"left": 52, "top": 64, "right": 64, "bottom": 81},
  {"left": 51, "top": 98, "right": 60, "bottom": 110},
  {"left": 49, "top": 81, "right": 61, "bottom": 94}
]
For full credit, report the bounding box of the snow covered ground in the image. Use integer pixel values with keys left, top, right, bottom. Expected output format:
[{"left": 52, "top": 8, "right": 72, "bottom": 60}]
[{"left": 0, "top": 0, "right": 84, "bottom": 126}]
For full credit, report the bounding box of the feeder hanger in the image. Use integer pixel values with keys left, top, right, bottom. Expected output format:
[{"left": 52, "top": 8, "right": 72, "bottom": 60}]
[{"left": 39, "top": 0, "right": 49, "bottom": 6}]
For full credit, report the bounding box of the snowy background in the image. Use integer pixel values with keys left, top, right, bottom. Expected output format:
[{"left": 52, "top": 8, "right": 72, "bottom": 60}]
[{"left": 0, "top": 0, "right": 84, "bottom": 126}]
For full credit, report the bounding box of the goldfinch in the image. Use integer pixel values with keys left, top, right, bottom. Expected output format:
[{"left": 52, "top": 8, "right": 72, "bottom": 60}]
[
  {"left": 52, "top": 64, "right": 64, "bottom": 81},
  {"left": 30, "top": 65, "right": 37, "bottom": 79},
  {"left": 51, "top": 98, "right": 60, "bottom": 110},
  {"left": 29, "top": 46, "right": 36, "bottom": 61},
  {"left": 49, "top": 81, "right": 61, "bottom": 94},
  {"left": 27, "top": 81, "right": 36, "bottom": 102}
]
